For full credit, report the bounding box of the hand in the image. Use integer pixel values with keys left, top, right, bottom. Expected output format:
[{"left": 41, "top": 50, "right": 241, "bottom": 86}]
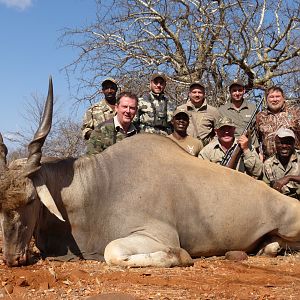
[
  {"left": 85, "top": 130, "right": 92, "bottom": 140},
  {"left": 272, "top": 177, "right": 290, "bottom": 192},
  {"left": 259, "top": 152, "right": 264, "bottom": 162},
  {"left": 238, "top": 134, "right": 249, "bottom": 151}
]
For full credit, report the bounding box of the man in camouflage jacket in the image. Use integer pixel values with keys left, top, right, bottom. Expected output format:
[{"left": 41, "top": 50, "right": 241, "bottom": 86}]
[
  {"left": 256, "top": 86, "right": 300, "bottom": 160},
  {"left": 87, "top": 91, "right": 138, "bottom": 154},
  {"left": 135, "top": 73, "right": 174, "bottom": 135},
  {"left": 82, "top": 78, "right": 118, "bottom": 140}
]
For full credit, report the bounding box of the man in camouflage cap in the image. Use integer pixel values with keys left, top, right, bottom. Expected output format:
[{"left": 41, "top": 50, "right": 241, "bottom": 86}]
[
  {"left": 87, "top": 91, "right": 138, "bottom": 154},
  {"left": 135, "top": 73, "right": 174, "bottom": 135},
  {"left": 199, "top": 116, "right": 262, "bottom": 178},
  {"left": 167, "top": 108, "right": 203, "bottom": 156},
  {"left": 176, "top": 82, "right": 220, "bottom": 146},
  {"left": 82, "top": 78, "right": 118, "bottom": 140},
  {"left": 263, "top": 127, "right": 300, "bottom": 199}
]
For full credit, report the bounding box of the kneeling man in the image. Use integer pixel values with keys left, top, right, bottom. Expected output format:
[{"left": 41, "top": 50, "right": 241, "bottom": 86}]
[
  {"left": 199, "top": 116, "right": 262, "bottom": 178},
  {"left": 263, "top": 128, "right": 300, "bottom": 199},
  {"left": 168, "top": 108, "right": 203, "bottom": 156}
]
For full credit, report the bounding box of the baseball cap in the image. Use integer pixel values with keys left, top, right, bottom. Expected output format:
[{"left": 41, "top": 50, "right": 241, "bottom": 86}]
[
  {"left": 173, "top": 108, "right": 189, "bottom": 118},
  {"left": 229, "top": 80, "right": 244, "bottom": 90},
  {"left": 215, "top": 116, "right": 236, "bottom": 129},
  {"left": 101, "top": 78, "right": 118, "bottom": 89},
  {"left": 275, "top": 127, "right": 295, "bottom": 139},
  {"left": 150, "top": 73, "right": 167, "bottom": 82},
  {"left": 189, "top": 82, "right": 205, "bottom": 90}
]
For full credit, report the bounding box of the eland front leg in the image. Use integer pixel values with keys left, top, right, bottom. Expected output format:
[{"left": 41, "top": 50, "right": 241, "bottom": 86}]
[{"left": 104, "top": 234, "right": 193, "bottom": 268}]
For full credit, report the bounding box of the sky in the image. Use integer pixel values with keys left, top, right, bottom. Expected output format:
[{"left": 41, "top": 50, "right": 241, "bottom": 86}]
[{"left": 0, "top": 0, "right": 96, "bottom": 150}]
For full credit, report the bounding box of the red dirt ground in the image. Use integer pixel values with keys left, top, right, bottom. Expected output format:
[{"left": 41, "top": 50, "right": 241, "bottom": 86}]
[{"left": 0, "top": 248, "right": 300, "bottom": 299}]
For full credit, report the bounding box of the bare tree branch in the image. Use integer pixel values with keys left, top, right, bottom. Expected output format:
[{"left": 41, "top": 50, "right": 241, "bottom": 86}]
[{"left": 59, "top": 0, "right": 300, "bottom": 105}]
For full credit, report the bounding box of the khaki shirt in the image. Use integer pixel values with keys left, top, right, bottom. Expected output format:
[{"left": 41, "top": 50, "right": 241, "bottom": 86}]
[
  {"left": 167, "top": 134, "right": 203, "bottom": 156},
  {"left": 82, "top": 100, "right": 115, "bottom": 140},
  {"left": 177, "top": 100, "right": 220, "bottom": 145},
  {"left": 263, "top": 150, "right": 300, "bottom": 199},
  {"left": 198, "top": 138, "right": 262, "bottom": 178},
  {"left": 218, "top": 100, "right": 258, "bottom": 148}
]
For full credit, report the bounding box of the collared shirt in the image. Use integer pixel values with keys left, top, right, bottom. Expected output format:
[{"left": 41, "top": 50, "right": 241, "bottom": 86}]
[
  {"left": 177, "top": 100, "right": 220, "bottom": 145},
  {"left": 113, "top": 116, "right": 137, "bottom": 136},
  {"left": 81, "top": 100, "right": 115, "bottom": 140},
  {"left": 263, "top": 150, "right": 300, "bottom": 199},
  {"left": 167, "top": 134, "right": 204, "bottom": 156},
  {"left": 198, "top": 138, "right": 262, "bottom": 178},
  {"left": 256, "top": 103, "right": 300, "bottom": 159},
  {"left": 135, "top": 91, "right": 174, "bottom": 135},
  {"left": 86, "top": 116, "right": 137, "bottom": 154},
  {"left": 218, "top": 99, "right": 258, "bottom": 147}
]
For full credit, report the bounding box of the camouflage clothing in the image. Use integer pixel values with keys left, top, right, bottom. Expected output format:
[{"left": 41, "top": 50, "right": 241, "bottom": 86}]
[
  {"left": 256, "top": 103, "right": 300, "bottom": 159},
  {"left": 198, "top": 138, "right": 262, "bottom": 178},
  {"left": 82, "top": 100, "right": 115, "bottom": 140},
  {"left": 135, "top": 92, "right": 174, "bottom": 135},
  {"left": 177, "top": 100, "right": 220, "bottom": 145},
  {"left": 167, "top": 134, "right": 203, "bottom": 156},
  {"left": 86, "top": 116, "right": 137, "bottom": 154},
  {"left": 263, "top": 150, "right": 300, "bottom": 199},
  {"left": 218, "top": 100, "right": 259, "bottom": 148}
]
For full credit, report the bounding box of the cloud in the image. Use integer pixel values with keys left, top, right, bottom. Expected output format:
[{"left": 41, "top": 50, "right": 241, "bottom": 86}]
[{"left": 0, "top": 0, "right": 33, "bottom": 10}]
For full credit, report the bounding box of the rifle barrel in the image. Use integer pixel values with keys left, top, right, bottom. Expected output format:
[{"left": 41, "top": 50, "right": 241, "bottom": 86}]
[{"left": 220, "top": 96, "right": 264, "bottom": 167}]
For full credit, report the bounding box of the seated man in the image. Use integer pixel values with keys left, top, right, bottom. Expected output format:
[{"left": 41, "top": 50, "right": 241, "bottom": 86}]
[
  {"left": 263, "top": 128, "right": 300, "bottom": 200},
  {"left": 198, "top": 116, "right": 262, "bottom": 178},
  {"left": 87, "top": 91, "right": 138, "bottom": 154},
  {"left": 167, "top": 108, "right": 203, "bottom": 156}
]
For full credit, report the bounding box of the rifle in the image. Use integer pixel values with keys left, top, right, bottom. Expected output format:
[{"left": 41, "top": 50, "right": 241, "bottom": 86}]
[{"left": 220, "top": 96, "right": 264, "bottom": 169}]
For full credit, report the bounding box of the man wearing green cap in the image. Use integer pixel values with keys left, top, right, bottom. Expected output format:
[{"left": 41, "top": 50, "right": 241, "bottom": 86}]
[
  {"left": 82, "top": 78, "right": 118, "bottom": 140},
  {"left": 199, "top": 116, "right": 262, "bottom": 178}
]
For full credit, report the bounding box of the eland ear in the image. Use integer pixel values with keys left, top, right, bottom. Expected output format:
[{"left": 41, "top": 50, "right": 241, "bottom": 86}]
[{"left": 35, "top": 184, "right": 65, "bottom": 222}]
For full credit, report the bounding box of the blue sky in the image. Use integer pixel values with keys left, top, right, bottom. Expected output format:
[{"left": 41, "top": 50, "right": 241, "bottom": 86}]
[{"left": 0, "top": 0, "right": 96, "bottom": 150}]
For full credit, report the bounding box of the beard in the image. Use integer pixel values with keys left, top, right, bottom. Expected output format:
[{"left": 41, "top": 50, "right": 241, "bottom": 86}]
[
  {"left": 105, "top": 94, "right": 116, "bottom": 105},
  {"left": 268, "top": 102, "right": 285, "bottom": 113}
]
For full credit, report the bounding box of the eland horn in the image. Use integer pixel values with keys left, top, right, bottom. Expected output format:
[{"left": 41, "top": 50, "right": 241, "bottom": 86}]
[
  {"left": 0, "top": 132, "right": 8, "bottom": 174},
  {"left": 24, "top": 77, "right": 53, "bottom": 177}
]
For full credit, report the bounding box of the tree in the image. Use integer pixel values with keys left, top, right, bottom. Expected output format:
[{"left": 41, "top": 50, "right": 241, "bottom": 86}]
[
  {"left": 61, "top": 0, "right": 300, "bottom": 106},
  {"left": 6, "top": 93, "right": 85, "bottom": 161}
]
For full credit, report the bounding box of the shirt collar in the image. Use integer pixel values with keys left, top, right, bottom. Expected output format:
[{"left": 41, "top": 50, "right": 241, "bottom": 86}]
[
  {"left": 227, "top": 99, "right": 248, "bottom": 111},
  {"left": 150, "top": 91, "right": 165, "bottom": 100},
  {"left": 186, "top": 99, "right": 208, "bottom": 111},
  {"left": 215, "top": 138, "right": 237, "bottom": 152},
  {"left": 114, "top": 115, "right": 136, "bottom": 134}
]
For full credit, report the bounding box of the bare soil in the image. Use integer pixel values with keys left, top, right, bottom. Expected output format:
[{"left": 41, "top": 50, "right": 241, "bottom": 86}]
[{"left": 0, "top": 250, "right": 300, "bottom": 300}]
